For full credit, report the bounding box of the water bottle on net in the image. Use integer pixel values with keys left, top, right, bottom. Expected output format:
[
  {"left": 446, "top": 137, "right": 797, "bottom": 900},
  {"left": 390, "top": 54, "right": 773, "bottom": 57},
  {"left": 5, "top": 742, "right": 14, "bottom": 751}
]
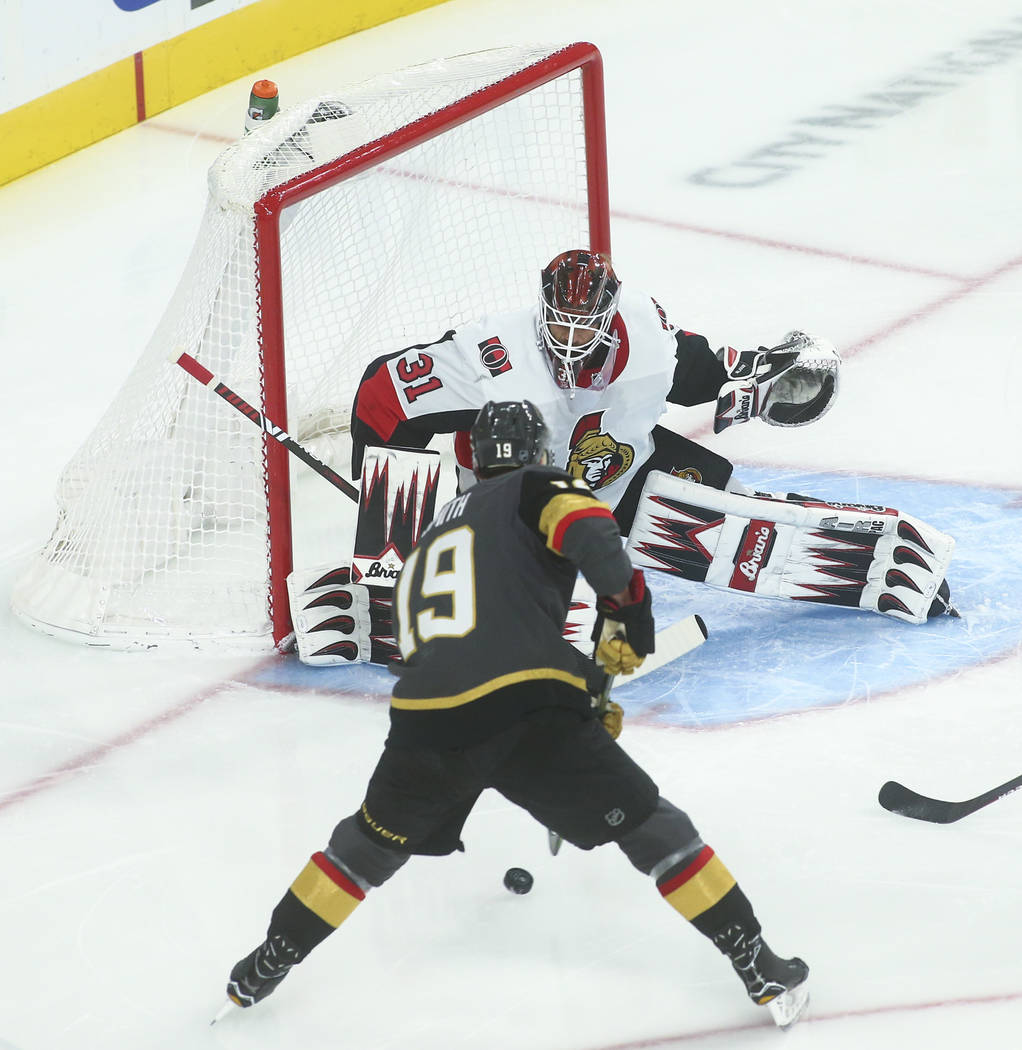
[{"left": 245, "top": 79, "right": 279, "bottom": 134}]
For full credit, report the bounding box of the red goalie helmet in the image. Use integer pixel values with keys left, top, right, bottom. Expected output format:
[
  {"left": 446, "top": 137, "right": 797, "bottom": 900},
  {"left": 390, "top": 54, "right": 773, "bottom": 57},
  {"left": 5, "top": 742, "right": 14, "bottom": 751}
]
[{"left": 539, "top": 249, "right": 622, "bottom": 390}]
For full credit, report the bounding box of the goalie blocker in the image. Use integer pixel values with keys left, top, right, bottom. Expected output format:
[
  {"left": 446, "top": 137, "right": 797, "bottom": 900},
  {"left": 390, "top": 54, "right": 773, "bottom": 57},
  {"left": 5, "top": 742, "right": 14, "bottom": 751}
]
[{"left": 626, "top": 472, "right": 956, "bottom": 624}]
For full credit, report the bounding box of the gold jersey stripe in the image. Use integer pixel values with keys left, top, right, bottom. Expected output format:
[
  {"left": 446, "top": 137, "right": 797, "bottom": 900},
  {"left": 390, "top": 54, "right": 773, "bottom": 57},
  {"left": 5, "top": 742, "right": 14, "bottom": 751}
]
[
  {"left": 291, "top": 859, "right": 363, "bottom": 929},
  {"left": 662, "top": 854, "right": 737, "bottom": 921},
  {"left": 392, "top": 667, "right": 587, "bottom": 710},
  {"left": 538, "top": 492, "right": 610, "bottom": 552}
]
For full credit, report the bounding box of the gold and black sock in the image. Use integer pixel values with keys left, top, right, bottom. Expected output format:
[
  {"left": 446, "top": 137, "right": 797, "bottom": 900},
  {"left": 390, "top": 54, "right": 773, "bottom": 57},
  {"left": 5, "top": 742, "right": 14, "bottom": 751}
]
[
  {"left": 656, "top": 844, "right": 759, "bottom": 939},
  {"left": 268, "top": 850, "right": 367, "bottom": 955}
]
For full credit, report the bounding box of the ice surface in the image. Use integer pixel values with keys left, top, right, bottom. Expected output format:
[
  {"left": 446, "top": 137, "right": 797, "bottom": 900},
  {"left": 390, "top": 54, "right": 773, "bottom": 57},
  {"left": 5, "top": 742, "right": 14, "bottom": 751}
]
[{"left": 1, "top": 2, "right": 1021, "bottom": 1047}]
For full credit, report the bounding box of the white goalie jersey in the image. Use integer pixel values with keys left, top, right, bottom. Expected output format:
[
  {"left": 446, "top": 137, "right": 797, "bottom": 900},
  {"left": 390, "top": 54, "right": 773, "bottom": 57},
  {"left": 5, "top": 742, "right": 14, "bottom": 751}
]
[{"left": 352, "top": 288, "right": 680, "bottom": 511}]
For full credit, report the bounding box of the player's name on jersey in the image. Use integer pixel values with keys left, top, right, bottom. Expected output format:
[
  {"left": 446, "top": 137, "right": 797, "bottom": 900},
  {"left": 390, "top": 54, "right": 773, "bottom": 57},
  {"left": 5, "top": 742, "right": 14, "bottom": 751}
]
[{"left": 431, "top": 492, "right": 471, "bottom": 530}]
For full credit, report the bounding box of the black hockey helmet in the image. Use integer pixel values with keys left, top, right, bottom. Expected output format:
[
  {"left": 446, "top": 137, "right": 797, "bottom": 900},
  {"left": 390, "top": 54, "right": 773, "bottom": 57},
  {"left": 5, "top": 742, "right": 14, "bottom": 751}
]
[{"left": 469, "top": 400, "right": 551, "bottom": 479}]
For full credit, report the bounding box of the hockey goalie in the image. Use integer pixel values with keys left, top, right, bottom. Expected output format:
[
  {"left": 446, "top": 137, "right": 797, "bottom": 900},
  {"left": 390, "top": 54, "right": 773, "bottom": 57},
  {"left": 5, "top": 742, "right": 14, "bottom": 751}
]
[{"left": 290, "top": 248, "right": 956, "bottom": 664}]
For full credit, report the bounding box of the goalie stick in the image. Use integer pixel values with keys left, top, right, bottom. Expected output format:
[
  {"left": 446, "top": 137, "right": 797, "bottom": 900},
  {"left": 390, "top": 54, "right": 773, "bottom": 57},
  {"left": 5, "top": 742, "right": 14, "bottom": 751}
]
[
  {"left": 878, "top": 773, "right": 1022, "bottom": 824},
  {"left": 173, "top": 350, "right": 359, "bottom": 502},
  {"left": 548, "top": 613, "right": 708, "bottom": 855}
]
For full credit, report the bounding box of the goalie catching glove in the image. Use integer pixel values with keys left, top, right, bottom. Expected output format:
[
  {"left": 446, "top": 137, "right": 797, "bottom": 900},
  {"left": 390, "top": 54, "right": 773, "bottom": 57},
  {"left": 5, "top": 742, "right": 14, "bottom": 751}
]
[
  {"left": 592, "top": 569, "right": 655, "bottom": 675},
  {"left": 714, "top": 331, "right": 841, "bottom": 433}
]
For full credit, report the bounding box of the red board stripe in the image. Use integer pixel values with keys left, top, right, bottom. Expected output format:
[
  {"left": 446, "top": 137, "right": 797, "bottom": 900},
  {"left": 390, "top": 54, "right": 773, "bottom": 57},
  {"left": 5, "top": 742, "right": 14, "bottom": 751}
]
[{"left": 134, "top": 52, "right": 146, "bottom": 123}]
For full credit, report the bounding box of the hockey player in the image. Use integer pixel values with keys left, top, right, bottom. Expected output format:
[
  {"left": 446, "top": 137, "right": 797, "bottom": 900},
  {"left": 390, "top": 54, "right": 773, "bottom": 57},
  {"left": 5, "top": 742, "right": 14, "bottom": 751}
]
[
  {"left": 223, "top": 401, "right": 810, "bottom": 1029},
  {"left": 350, "top": 249, "right": 955, "bottom": 625},
  {"left": 351, "top": 248, "right": 836, "bottom": 530}
]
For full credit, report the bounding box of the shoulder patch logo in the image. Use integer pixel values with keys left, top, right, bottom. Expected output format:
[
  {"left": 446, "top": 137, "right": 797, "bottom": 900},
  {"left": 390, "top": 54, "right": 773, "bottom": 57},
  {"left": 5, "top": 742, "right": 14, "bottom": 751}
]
[
  {"left": 566, "top": 412, "right": 635, "bottom": 490},
  {"left": 478, "top": 336, "right": 512, "bottom": 376}
]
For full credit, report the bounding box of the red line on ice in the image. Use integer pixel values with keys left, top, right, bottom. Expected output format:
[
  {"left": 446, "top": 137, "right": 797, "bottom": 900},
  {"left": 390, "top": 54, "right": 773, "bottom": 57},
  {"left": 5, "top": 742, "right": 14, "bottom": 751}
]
[{"left": 587, "top": 988, "right": 1022, "bottom": 1047}]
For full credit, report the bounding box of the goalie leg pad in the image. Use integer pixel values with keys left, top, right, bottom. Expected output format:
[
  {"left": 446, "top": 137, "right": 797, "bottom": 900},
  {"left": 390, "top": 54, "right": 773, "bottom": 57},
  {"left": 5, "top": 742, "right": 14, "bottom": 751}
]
[
  {"left": 626, "top": 472, "right": 954, "bottom": 625},
  {"left": 287, "top": 564, "right": 403, "bottom": 666},
  {"left": 563, "top": 576, "right": 598, "bottom": 652},
  {"left": 351, "top": 446, "right": 442, "bottom": 588},
  {"left": 287, "top": 565, "right": 374, "bottom": 664}
]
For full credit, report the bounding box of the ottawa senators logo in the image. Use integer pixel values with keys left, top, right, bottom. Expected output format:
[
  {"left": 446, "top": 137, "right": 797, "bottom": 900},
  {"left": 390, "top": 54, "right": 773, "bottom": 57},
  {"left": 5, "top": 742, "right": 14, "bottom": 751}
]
[
  {"left": 566, "top": 412, "right": 634, "bottom": 490},
  {"left": 477, "top": 336, "right": 512, "bottom": 376}
]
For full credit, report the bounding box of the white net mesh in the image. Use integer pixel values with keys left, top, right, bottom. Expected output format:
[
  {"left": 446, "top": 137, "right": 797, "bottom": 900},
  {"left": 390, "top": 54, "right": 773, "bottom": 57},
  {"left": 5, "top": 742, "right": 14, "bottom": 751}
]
[{"left": 12, "top": 44, "right": 602, "bottom": 649}]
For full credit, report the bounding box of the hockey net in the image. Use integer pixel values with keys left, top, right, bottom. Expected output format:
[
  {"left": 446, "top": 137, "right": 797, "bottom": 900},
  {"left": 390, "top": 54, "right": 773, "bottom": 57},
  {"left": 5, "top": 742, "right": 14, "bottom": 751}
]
[{"left": 12, "top": 43, "right": 610, "bottom": 650}]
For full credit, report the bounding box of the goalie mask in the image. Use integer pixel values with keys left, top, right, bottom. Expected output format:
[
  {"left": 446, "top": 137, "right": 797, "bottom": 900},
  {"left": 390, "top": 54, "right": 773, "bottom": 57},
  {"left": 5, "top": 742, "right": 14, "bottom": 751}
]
[
  {"left": 539, "top": 250, "right": 622, "bottom": 392},
  {"left": 470, "top": 400, "right": 551, "bottom": 479}
]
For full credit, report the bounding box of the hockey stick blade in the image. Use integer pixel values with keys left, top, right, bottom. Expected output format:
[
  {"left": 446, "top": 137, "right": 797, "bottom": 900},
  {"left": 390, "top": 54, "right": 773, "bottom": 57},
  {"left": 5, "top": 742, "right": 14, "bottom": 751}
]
[
  {"left": 878, "top": 772, "right": 1022, "bottom": 824},
  {"left": 628, "top": 614, "right": 708, "bottom": 682}
]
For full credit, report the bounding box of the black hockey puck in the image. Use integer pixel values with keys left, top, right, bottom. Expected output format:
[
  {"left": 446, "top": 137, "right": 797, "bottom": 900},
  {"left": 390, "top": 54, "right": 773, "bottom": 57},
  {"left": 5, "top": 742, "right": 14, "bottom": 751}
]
[{"left": 503, "top": 867, "right": 534, "bottom": 895}]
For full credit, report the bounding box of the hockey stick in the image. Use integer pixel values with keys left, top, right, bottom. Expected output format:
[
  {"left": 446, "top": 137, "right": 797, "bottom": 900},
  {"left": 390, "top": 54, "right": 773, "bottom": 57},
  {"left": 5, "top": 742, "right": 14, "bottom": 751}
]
[
  {"left": 547, "top": 614, "right": 708, "bottom": 855},
  {"left": 878, "top": 773, "right": 1022, "bottom": 824},
  {"left": 173, "top": 350, "right": 359, "bottom": 503},
  {"left": 627, "top": 613, "right": 708, "bottom": 682}
]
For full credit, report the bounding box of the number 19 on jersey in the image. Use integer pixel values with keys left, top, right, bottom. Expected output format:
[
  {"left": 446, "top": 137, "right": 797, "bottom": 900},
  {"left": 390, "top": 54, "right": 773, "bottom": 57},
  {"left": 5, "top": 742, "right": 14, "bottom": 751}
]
[{"left": 394, "top": 526, "right": 478, "bottom": 659}]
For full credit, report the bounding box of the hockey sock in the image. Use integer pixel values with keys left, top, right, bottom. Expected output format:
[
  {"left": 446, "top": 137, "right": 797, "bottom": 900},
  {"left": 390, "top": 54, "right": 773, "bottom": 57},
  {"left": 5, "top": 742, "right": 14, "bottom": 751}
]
[
  {"left": 655, "top": 843, "right": 808, "bottom": 1014},
  {"left": 267, "top": 850, "right": 367, "bottom": 955},
  {"left": 655, "top": 844, "right": 760, "bottom": 939}
]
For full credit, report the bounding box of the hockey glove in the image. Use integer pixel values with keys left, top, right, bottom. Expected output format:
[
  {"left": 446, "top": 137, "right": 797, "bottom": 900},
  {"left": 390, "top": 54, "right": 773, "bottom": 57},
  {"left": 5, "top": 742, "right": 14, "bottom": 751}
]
[
  {"left": 593, "top": 569, "right": 655, "bottom": 675},
  {"left": 713, "top": 333, "right": 841, "bottom": 433},
  {"left": 600, "top": 700, "right": 624, "bottom": 739},
  {"left": 760, "top": 331, "right": 841, "bottom": 428},
  {"left": 713, "top": 344, "right": 799, "bottom": 433}
]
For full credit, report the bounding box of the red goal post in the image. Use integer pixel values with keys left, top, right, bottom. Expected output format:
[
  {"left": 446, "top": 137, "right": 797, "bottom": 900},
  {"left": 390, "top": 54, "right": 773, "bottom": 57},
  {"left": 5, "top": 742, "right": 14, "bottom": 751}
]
[{"left": 13, "top": 43, "right": 611, "bottom": 651}]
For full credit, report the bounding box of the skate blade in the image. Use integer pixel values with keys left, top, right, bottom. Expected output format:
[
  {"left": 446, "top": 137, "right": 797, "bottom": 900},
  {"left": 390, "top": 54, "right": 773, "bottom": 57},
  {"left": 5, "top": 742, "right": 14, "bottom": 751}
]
[
  {"left": 766, "top": 981, "right": 809, "bottom": 1029},
  {"left": 210, "top": 1000, "right": 236, "bottom": 1025}
]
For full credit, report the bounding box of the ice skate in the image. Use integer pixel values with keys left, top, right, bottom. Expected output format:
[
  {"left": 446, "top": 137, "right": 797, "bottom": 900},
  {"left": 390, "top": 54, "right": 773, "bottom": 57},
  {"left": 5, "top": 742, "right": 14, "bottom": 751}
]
[
  {"left": 226, "top": 933, "right": 304, "bottom": 1008},
  {"left": 712, "top": 923, "right": 809, "bottom": 1029}
]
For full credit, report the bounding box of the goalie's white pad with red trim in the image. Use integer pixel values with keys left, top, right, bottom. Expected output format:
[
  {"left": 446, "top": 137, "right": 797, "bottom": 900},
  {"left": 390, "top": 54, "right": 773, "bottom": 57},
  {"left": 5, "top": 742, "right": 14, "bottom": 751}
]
[
  {"left": 351, "top": 446, "right": 442, "bottom": 589},
  {"left": 626, "top": 472, "right": 954, "bottom": 624},
  {"left": 287, "top": 565, "right": 373, "bottom": 664},
  {"left": 564, "top": 577, "right": 598, "bottom": 652},
  {"left": 289, "top": 444, "right": 444, "bottom": 665}
]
